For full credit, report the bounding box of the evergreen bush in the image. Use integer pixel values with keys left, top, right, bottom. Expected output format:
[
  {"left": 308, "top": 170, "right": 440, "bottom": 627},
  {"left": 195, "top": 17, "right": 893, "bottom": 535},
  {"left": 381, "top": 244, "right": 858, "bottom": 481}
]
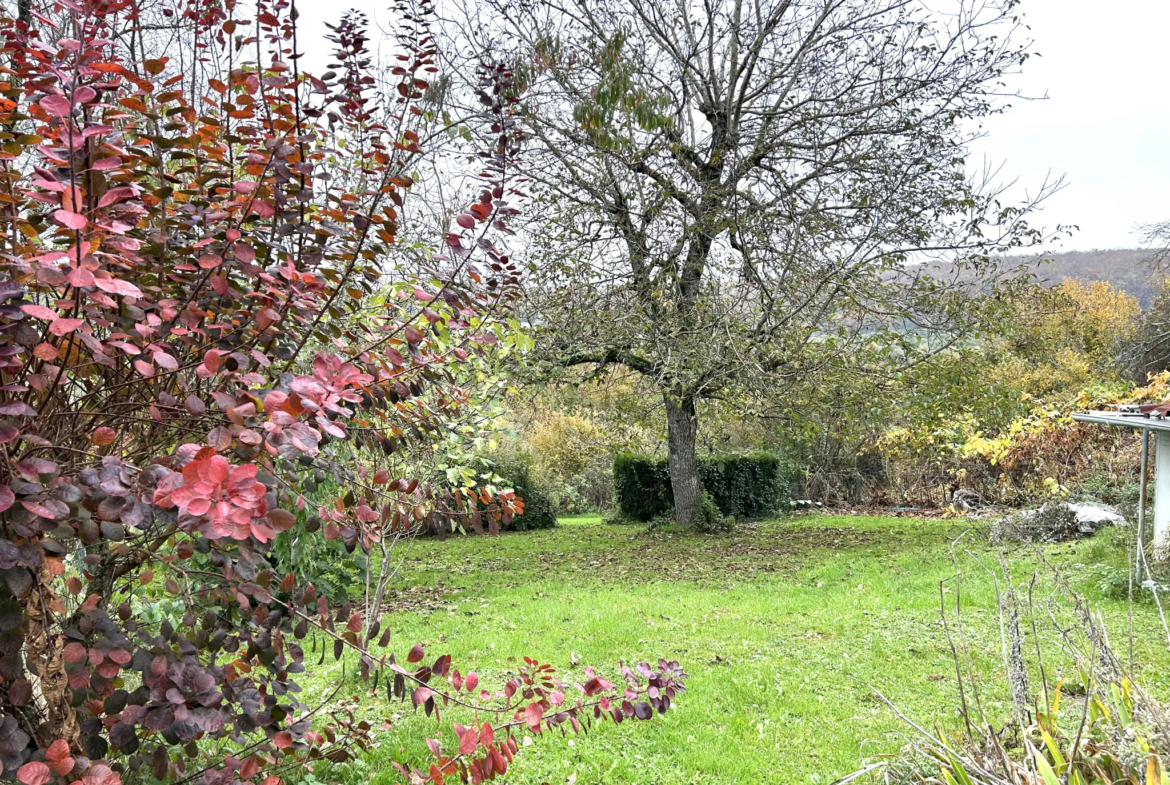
[{"left": 613, "top": 452, "right": 790, "bottom": 522}]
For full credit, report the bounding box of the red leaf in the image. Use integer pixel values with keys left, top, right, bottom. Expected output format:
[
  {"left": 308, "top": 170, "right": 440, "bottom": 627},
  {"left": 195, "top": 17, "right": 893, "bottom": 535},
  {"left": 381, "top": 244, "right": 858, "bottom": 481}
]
[
  {"left": 97, "top": 186, "right": 137, "bottom": 208},
  {"left": 239, "top": 755, "right": 261, "bottom": 781},
  {"left": 7, "top": 679, "right": 32, "bottom": 706},
  {"left": 404, "top": 325, "right": 424, "bottom": 344},
  {"left": 459, "top": 727, "right": 477, "bottom": 756},
  {"left": 53, "top": 209, "right": 87, "bottom": 230},
  {"left": 523, "top": 702, "right": 544, "bottom": 731},
  {"left": 23, "top": 500, "right": 58, "bottom": 519},
  {"left": 66, "top": 266, "right": 95, "bottom": 287},
  {"left": 46, "top": 739, "right": 74, "bottom": 775},
  {"left": 93, "top": 277, "right": 143, "bottom": 298},
  {"left": 273, "top": 731, "right": 292, "bottom": 749},
  {"left": 91, "top": 426, "right": 116, "bottom": 446},
  {"left": 407, "top": 643, "right": 425, "bottom": 663},
  {"left": 20, "top": 304, "right": 57, "bottom": 321},
  {"left": 347, "top": 612, "right": 362, "bottom": 633},
  {"left": 455, "top": 214, "right": 475, "bottom": 229},
  {"left": 17, "top": 761, "right": 51, "bottom": 785},
  {"left": 266, "top": 509, "right": 295, "bottom": 532},
  {"left": 464, "top": 673, "right": 478, "bottom": 692},
  {"left": 39, "top": 94, "right": 72, "bottom": 117},
  {"left": 34, "top": 343, "right": 59, "bottom": 360},
  {"left": 233, "top": 242, "right": 256, "bottom": 263},
  {"left": 49, "top": 318, "right": 83, "bottom": 336},
  {"left": 256, "top": 308, "right": 280, "bottom": 330},
  {"left": 153, "top": 351, "right": 178, "bottom": 370},
  {"left": 185, "top": 395, "right": 206, "bottom": 415}
]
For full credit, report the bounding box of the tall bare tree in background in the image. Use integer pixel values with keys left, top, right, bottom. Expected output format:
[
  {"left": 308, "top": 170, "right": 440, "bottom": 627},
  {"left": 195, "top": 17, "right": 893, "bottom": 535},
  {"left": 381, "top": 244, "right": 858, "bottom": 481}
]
[{"left": 476, "top": 0, "right": 1060, "bottom": 524}]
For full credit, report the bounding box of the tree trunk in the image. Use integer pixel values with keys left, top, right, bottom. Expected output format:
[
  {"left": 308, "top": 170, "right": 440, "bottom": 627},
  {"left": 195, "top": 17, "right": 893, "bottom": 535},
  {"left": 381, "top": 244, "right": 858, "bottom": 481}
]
[{"left": 665, "top": 392, "right": 703, "bottom": 525}]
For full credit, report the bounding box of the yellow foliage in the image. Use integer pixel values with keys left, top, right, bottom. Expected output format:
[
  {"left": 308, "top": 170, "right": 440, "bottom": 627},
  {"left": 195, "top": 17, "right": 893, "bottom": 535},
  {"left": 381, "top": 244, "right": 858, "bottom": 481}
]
[
  {"left": 1020, "top": 278, "right": 1140, "bottom": 368},
  {"left": 527, "top": 411, "right": 608, "bottom": 478}
]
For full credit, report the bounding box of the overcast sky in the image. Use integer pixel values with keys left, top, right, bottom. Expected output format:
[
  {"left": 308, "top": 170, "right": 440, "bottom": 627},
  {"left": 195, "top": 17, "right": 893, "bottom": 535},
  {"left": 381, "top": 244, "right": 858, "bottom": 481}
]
[
  {"left": 298, "top": 0, "right": 1168, "bottom": 253},
  {"left": 967, "top": 0, "right": 1170, "bottom": 252}
]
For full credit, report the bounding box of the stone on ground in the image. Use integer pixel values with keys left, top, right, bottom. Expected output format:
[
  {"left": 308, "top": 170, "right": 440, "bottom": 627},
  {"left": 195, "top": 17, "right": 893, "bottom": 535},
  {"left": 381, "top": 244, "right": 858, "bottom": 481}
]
[{"left": 990, "top": 501, "right": 1126, "bottom": 544}]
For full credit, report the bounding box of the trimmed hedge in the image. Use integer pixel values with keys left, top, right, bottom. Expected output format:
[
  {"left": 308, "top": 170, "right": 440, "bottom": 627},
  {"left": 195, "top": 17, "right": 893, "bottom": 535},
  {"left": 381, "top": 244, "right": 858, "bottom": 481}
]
[
  {"left": 492, "top": 456, "right": 558, "bottom": 531},
  {"left": 612, "top": 453, "right": 674, "bottom": 522},
  {"left": 613, "top": 452, "right": 789, "bottom": 522}
]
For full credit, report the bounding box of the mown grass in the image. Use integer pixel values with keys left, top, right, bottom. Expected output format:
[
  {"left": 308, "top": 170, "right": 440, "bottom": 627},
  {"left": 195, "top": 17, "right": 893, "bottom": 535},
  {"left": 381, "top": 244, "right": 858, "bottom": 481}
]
[{"left": 292, "top": 514, "right": 1170, "bottom": 785}]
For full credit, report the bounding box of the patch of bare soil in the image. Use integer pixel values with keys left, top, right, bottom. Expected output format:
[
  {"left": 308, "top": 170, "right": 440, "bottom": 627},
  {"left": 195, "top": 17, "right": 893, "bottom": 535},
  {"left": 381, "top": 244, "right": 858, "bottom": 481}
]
[
  {"left": 379, "top": 582, "right": 453, "bottom": 614},
  {"left": 501, "top": 523, "right": 901, "bottom": 585}
]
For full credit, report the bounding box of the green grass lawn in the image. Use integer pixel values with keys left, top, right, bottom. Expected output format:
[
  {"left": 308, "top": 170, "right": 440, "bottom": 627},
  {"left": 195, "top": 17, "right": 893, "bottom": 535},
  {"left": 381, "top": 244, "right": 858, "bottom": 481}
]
[{"left": 293, "top": 514, "right": 1170, "bottom": 785}]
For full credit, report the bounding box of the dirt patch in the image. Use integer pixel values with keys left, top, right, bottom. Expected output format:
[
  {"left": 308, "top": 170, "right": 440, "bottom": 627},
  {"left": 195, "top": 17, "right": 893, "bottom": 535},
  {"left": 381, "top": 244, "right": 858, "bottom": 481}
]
[
  {"left": 379, "top": 582, "right": 454, "bottom": 614},
  {"left": 722, "top": 525, "right": 880, "bottom": 558},
  {"left": 466, "top": 522, "right": 913, "bottom": 585}
]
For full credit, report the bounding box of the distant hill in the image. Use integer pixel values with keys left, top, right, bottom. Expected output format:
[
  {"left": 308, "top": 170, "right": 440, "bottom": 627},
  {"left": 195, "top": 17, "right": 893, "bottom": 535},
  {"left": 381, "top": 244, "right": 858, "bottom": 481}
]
[{"left": 1007, "top": 249, "right": 1161, "bottom": 308}]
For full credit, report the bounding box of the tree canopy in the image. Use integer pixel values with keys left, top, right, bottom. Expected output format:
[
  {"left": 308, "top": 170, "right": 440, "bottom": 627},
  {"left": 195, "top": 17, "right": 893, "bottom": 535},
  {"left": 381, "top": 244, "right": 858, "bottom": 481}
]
[{"left": 488, "top": 0, "right": 1058, "bottom": 523}]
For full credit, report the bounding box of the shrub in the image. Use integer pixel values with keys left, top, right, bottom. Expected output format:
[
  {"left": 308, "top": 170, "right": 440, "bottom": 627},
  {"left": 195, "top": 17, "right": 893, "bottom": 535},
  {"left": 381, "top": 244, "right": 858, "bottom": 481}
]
[
  {"left": 612, "top": 453, "right": 674, "bottom": 521},
  {"left": 0, "top": 4, "right": 683, "bottom": 784},
  {"left": 613, "top": 452, "right": 790, "bottom": 522},
  {"left": 491, "top": 456, "right": 558, "bottom": 530},
  {"left": 701, "top": 453, "right": 791, "bottom": 519}
]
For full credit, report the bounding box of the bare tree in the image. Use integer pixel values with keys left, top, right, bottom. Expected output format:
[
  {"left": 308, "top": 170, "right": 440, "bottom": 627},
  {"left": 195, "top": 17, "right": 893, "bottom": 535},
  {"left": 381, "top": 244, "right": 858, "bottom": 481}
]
[{"left": 476, "top": 0, "right": 1060, "bottom": 524}]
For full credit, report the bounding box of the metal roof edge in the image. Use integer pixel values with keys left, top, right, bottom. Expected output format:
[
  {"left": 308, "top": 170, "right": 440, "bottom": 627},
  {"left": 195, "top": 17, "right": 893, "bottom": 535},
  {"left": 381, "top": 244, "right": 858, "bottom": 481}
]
[{"left": 1072, "top": 411, "right": 1170, "bottom": 432}]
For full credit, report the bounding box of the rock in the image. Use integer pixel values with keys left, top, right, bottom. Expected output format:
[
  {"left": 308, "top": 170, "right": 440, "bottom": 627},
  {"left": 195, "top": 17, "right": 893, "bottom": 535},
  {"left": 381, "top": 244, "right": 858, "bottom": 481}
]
[
  {"left": 989, "top": 502, "right": 1125, "bottom": 544},
  {"left": 1066, "top": 502, "right": 1127, "bottom": 528}
]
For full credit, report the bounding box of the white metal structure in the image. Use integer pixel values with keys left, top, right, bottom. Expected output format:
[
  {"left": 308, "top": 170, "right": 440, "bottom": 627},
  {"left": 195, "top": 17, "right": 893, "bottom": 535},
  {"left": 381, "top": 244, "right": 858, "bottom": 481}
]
[{"left": 1073, "top": 410, "right": 1170, "bottom": 578}]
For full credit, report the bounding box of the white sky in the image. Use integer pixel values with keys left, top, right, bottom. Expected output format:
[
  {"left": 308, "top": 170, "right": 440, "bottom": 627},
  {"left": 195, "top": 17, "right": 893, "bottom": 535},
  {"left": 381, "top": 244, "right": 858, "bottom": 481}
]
[
  {"left": 967, "top": 0, "right": 1170, "bottom": 252},
  {"left": 296, "top": 0, "right": 1170, "bottom": 253}
]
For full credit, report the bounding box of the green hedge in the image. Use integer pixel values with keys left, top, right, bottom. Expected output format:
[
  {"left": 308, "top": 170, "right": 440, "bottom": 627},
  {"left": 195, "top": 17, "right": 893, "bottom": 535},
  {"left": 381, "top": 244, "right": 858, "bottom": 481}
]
[
  {"left": 613, "top": 452, "right": 789, "bottom": 522},
  {"left": 612, "top": 453, "right": 674, "bottom": 522},
  {"left": 492, "top": 456, "right": 557, "bottom": 531}
]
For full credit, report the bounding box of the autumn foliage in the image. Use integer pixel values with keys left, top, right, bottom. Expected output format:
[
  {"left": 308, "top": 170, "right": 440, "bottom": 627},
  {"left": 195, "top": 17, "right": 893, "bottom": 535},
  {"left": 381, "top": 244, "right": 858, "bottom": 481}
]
[{"left": 0, "top": 1, "right": 684, "bottom": 784}]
